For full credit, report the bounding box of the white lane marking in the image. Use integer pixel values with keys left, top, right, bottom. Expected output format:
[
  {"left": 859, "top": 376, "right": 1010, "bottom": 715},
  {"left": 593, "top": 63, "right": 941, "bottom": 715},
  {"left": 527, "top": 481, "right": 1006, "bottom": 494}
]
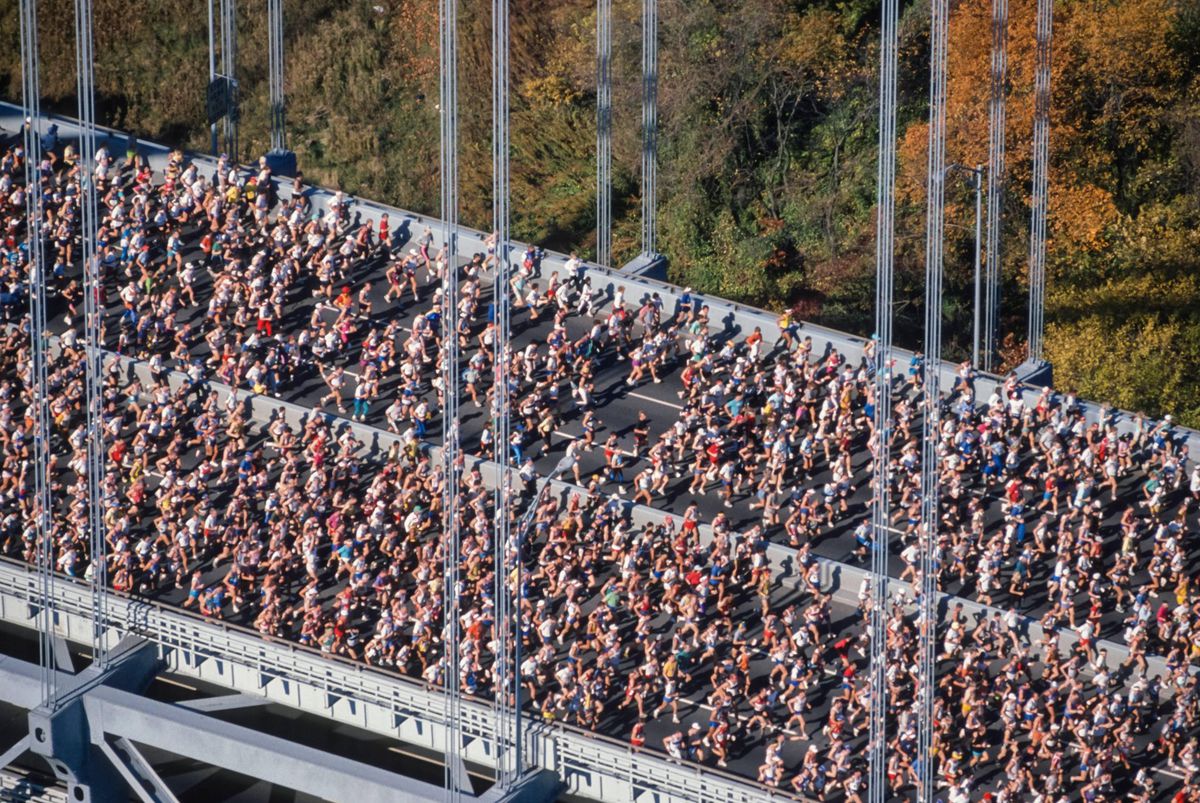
[{"left": 626, "top": 391, "right": 683, "bottom": 411}]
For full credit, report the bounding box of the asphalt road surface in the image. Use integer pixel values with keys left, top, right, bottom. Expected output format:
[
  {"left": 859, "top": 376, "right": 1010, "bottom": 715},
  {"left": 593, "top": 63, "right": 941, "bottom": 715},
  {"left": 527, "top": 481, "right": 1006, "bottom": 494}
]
[{"left": 52, "top": 192, "right": 1187, "bottom": 659}]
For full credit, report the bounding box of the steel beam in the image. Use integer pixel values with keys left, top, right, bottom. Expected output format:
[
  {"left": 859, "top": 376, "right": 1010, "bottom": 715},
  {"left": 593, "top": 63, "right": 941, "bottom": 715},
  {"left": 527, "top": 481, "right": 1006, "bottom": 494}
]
[
  {"left": 85, "top": 689, "right": 449, "bottom": 803},
  {"left": 51, "top": 637, "right": 74, "bottom": 675},
  {"left": 28, "top": 685, "right": 123, "bottom": 802},
  {"left": 0, "top": 656, "right": 43, "bottom": 709},
  {"left": 0, "top": 737, "right": 31, "bottom": 772},
  {"left": 176, "top": 694, "right": 273, "bottom": 713},
  {"left": 94, "top": 736, "right": 179, "bottom": 803},
  {"left": 476, "top": 768, "right": 561, "bottom": 803},
  {"left": 0, "top": 651, "right": 450, "bottom": 803}
]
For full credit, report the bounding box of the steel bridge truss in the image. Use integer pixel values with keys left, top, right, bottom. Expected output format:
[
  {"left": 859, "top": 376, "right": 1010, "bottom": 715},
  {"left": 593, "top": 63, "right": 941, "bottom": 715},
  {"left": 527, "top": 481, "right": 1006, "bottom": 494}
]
[{"left": 0, "top": 640, "right": 455, "bottom": 803}]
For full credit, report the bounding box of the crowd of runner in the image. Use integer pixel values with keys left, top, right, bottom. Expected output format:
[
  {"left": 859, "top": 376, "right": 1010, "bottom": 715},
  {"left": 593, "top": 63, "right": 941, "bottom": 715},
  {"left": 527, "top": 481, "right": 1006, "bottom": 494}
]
[{"left": 1, "top": 129, "right": 1199, "bottom": 801}]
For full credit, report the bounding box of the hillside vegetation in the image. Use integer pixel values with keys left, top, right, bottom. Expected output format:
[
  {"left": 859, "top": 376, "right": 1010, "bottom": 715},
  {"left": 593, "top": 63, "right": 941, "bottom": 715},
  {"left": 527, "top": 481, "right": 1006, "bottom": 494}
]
[{"left": 2, "top": 0, "right": 1199, "bottom": 423}]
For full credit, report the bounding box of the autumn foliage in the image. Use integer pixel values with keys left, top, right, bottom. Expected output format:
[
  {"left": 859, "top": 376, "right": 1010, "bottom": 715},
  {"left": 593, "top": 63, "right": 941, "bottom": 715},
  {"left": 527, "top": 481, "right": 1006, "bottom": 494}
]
[{"left": 0, "top": 0, "right": 1198, "bottom": 422}]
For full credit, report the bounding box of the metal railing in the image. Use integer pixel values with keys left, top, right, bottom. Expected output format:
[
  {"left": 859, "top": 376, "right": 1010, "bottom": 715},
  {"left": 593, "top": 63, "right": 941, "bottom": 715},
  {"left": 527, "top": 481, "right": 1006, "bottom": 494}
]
[
  {"left": 0, "top": 768, "right": 68, "bottom": 803},
  {"left": 0, "top": 556, "right": 804, "bottom": 803}
]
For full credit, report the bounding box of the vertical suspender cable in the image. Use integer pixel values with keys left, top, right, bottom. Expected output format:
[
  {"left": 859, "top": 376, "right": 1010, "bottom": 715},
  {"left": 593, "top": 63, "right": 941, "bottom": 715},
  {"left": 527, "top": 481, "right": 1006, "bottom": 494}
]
[
  {"left": 640, "top": 0, "right": 657, "bottom": 256},
  {"left": 438, "top": 0, "right": 462, "bottom": 796},
  {"left": 491, "top": 0, "right": 517, "bottom": 787},
  {"left": 595, "top": 0, "right": 612, "bottom": 268},
  {"left": 267, "top": 0, "right": 286, "bottom": 152},
  {"left": 1027, "top": 0, "right": 1052, "bottom": 363},
  {"left": 867, "top": 0, "right": 899, "bottom": 795},
  {"left": 220, "top": 0, "right": 238, "bottom": 162},
  {"left": 74, "top": 0, "right": 108, "bottom": 670},
  {"left": 208, "top": 0, "right": 218, "bottom": 155},
  {"left": 918, "top": 0, "right": 950, "bottom": 797},
  {"left": 20, "top": 0, "right": 56, "bottom": 708},
  {"left": 983, "top": 0, "right": 1008, "bottom": 373}
]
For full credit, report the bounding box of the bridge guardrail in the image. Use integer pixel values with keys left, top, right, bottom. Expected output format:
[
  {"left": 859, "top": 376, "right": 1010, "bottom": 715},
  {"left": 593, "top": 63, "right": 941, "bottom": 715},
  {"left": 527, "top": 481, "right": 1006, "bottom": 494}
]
[{"left": 0, "top": 556, "right": 807, "bottom": 803}]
